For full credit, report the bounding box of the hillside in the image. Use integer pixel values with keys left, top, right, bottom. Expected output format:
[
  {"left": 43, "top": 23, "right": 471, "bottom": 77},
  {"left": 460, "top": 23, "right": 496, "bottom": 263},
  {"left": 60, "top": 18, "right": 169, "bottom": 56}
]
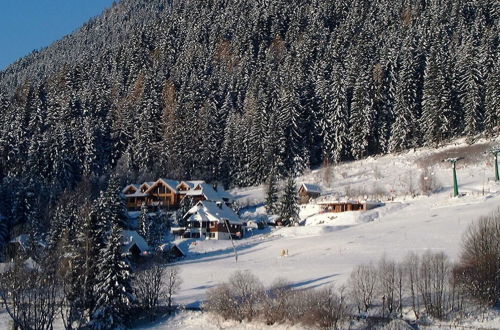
[
  {"left": 147, "top": 139, "right": 500, "bottom": 329},
  {"left": 0, "top": 0, "right": 498, "bottom": 194}
]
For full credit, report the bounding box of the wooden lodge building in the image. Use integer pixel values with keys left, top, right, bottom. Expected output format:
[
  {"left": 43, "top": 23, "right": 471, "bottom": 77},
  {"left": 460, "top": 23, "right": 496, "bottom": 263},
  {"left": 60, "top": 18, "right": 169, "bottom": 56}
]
[
  {"left": 182, "top": 201, "right": 244, "bottom": 240},
  {"left": 122, "top": 179, "right": 233, "bottom": 211},
  {"left": 317, "top": 200, "right": 380, "bottom": 213}
]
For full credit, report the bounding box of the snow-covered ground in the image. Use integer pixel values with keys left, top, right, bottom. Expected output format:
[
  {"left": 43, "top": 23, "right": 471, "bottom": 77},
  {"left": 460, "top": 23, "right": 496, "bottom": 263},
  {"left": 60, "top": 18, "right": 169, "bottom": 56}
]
[
  {"left": 156, "top": 139, "right": 500, "bottom": 329},
  {"left": 2, "top": 139, "right": 500, "bottom": 329}
]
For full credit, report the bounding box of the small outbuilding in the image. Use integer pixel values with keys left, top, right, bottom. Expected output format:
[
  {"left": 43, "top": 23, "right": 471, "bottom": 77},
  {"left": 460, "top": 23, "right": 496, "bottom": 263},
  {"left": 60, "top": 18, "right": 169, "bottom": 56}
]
[
  {"left": 121, "top": 230, "right": 150, "bottom": 257},
  {"left": 298, "top": 183, "right": 322, "bottom": 204},
  {"left": 318, "top": 200, "right": 381, "bottom": 213}
]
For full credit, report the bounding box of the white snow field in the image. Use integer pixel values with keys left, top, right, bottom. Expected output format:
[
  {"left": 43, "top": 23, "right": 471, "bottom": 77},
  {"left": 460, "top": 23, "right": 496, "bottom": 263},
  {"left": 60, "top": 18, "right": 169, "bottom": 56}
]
[{"left": 143, "top": 138, "right": 500, "bottom": 329}]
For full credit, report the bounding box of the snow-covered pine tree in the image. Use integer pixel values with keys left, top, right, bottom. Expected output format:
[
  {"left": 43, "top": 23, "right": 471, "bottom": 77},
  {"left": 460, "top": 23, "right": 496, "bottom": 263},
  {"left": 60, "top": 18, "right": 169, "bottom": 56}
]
[
  {"left": 459, "top": 38, "right": 484, "bottom": 139},
  {"left": 483, "top": 61, "right": 499, "bottom": 135},
  {"left": 91, "top": 222, "right": 134, "bottom": 329},
  {"left": 138, "top": 203, "right": 151, "bottom": 242},
  {"left": 349, "top": 69, "right": 375, "bottom": 160},
  {"left": 265, "top": 168, "right": 279, "bottom": 215},
  {"left": 329, "top": 64, "right": 350, "bottom": 163},
  {"left": 279, "top": 177, "right": 299, "bottom": 227},
  {"left": 420, "top": 47, "right": 443, "bottom": 145},
  {"left": 389, "top": 38, "right": 419, "bottom": 152}
]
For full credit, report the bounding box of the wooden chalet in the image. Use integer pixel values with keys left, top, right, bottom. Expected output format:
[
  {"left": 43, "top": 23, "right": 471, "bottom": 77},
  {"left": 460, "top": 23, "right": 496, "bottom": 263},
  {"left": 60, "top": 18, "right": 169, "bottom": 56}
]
[
  {"left": 317, "top": 200, "right": 380, "bottom": 213},
  {"left": 122, "top": 184, "right": 148, "bottom": 210},
  {"left": 123, "top": 178, "right": 235, "bottom": 211},
  {"left": 182, "top": 201, "right": 243, "bottom": 240},
  {"left": 298, "top": 183, "right": 322, "bottom": 204}
]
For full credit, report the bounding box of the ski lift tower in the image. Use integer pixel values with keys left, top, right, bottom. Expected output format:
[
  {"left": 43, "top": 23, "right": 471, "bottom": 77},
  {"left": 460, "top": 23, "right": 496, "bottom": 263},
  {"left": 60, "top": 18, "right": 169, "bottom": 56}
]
[
  {"left": 445, "top": 157, "right": 463, "bottom": 197},
  {"left": 490, "top": 147, "right": 500, "bottom": 182}
]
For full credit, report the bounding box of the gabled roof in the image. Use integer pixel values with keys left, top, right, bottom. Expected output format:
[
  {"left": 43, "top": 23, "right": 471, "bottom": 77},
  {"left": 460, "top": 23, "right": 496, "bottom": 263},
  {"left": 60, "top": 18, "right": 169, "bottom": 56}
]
[
  {"left": 300, "top": 183, "right": 322, "bottom": 194},
  {"left": 185, "top": 201, "right": 242, "bottom": 224},
  {"left": 145, "top": 178, "right": 179, "bottom": 194},
  {"left": 122, "top": 184, "right": 140, "bottom": 194},
  {"left": 177, "top": 180, "right": 206, "bottom": 190},
  {"left": 185, "top": 183, "right": 225, "bottom": 201},
  {"left": 121, "top": 230, "right": 150, "bottom": 253}
]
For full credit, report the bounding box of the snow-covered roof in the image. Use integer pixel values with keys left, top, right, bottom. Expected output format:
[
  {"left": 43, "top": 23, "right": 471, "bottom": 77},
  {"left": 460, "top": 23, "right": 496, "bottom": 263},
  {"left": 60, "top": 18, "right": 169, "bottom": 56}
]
[
  {"left": 145, "top": 178, "right": 180, "bottom": 194},
  {"left": 177, "top": 180, "right": 206, "bottom": 190},
  {"left": 123, "top": 191, "right": 148, "bottom": 198},
  {"left": 140, "top": 182, "right": 155, "bottom": 190},
  {"left": 122, "top": 184, "right": 140, "bottom": 194},
  {"left": 185, "top": 201, "right": 242, "bottom": 224},
  {"left": 185, "top": 183, "right": 234, "bottom": 202},
  {"left": 121, "top": 230, "right": 150, "bottom": 253},
  {"left": 300, "top": 183, "right": 322, "bottom": 194}
]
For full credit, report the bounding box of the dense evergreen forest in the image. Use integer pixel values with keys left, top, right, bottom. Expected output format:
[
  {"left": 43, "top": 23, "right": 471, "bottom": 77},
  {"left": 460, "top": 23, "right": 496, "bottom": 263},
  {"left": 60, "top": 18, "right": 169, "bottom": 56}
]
[{"left": 0, "top": 0, "right": 498, "bottom": 245}]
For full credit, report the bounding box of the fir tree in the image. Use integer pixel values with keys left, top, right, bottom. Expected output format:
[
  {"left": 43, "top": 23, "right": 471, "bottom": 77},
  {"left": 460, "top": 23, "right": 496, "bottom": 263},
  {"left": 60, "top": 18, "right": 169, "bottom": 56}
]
[
  {"left": 264, "top": 169, "right": 279, "bottom": 215},
  {"left": 91, "top": 223, "right": 134, "bottom": 329},
  {"left": 138, "top": 203, "right": 151, "bottom": 243},
  {"left": 279, "top": 177, "right": 299, "bottom": 227}
]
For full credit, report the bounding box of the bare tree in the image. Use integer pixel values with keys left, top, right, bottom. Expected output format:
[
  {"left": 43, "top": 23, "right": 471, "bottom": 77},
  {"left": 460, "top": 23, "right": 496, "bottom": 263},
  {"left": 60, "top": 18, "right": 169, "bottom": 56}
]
[
  {"left": 0, "top": 258, "right": 60, "bottom": 330},
  {"left": 348, "top": 263, "right": 378, "bottom": 313},
  {"left": 134, "top": 262, "right": 167, "bottom": 313},
  {"left": 227, "top": 270, "right": 264, "bottom": 321},
  {"left": 417, "top": 251, "right": 452, "bottom": 319},
  {"left": 403, "top": 252, "right": 421, "bottom": 319},
  {"left": 165, "top": 266, "right": 182, "bottom": 312},
  {"left": 377, "top": 257, "right": 397, "bottom": 317}
]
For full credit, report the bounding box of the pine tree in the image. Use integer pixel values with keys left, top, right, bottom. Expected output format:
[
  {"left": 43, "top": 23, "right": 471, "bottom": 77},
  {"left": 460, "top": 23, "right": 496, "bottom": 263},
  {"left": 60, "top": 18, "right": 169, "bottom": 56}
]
[
  {"left": 138, "top": 203, "right": 151, "bottom": 243},
  {"left": 459, "top": 39, "right": 484, "bottom": 139},
  {"left": 279, "top": 177, "right": 299, "bottom": 227},
  {"left": 265, "top": 169, "right": 279, "bottom": 215},
  {"left": 91, "top": 223, "right": 134, "bottom": 329},
  {"left": 389, "top": 40, "right": 419, "bottom": 152},
  {"left": 350, "top": 70, "right": 375, "bottom": 160}
]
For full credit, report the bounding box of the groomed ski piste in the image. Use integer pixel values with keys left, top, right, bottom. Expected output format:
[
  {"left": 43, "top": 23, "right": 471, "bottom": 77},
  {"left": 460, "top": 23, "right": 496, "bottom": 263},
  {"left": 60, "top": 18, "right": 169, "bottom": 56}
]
[{"left": 2, "top": 138, "right": 500, "bottom": 329}]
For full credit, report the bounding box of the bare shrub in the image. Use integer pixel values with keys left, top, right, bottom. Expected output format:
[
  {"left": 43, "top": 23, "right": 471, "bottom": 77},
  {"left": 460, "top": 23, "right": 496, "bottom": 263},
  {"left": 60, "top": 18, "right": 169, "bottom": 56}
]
[
  {"left": 206, "top": 283, "right": 234, "bottom": 320},
  {"left": 262, "top": 278, "right": 293, "bottom": 325},
  {"left": 205, "top": 271, "right": 264, "bottom": 322},
  {"left": 348, "top": 263, "right": 377, "bottom": 313},
  {"left": 455, "top": 209, "right": 500, "bottom": 306},
  {"left": 300, "top": 286, "right": 349, "bottom": 330}
]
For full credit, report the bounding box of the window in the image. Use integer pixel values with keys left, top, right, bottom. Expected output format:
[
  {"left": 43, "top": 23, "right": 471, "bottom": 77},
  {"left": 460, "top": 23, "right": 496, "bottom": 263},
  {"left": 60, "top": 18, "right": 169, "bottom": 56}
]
[{"left": 209, "top": 232, "right": 215, "bottom": 238}]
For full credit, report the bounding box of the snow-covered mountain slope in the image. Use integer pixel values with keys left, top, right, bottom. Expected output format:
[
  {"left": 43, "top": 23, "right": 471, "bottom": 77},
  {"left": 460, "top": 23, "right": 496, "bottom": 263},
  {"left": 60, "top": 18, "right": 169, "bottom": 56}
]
[{"left": 144, "top": 138, "right": 500, "bottom": 329}]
